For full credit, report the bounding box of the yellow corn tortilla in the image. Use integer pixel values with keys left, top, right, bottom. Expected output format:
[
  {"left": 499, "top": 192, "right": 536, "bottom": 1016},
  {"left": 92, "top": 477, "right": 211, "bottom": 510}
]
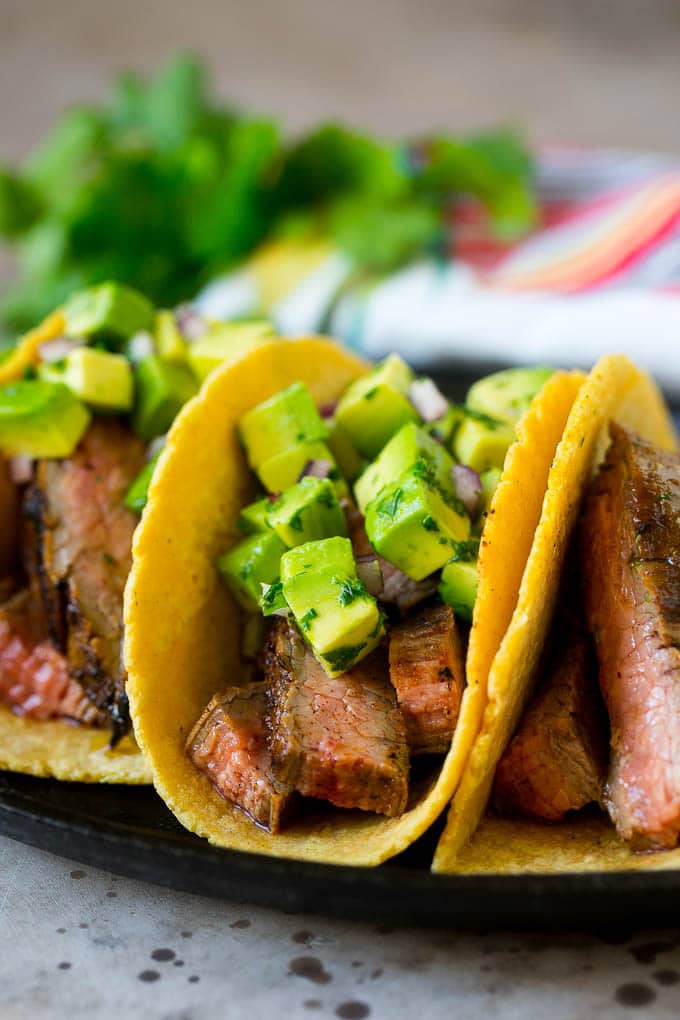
[
  {"left": 0, "top": 315, "right": 150, "bottom": 783},
  {"left": 433, "top": 354, "right": 680, "bottom": 874},
  {"left": 126, "top": 338, "right": 583, "bottom": 865},
  {"left": 0, "top": 707, "right": 149, "bottom": 783},
  {"left": 0, "top": 309, "right": 65, "bottom": 386}
]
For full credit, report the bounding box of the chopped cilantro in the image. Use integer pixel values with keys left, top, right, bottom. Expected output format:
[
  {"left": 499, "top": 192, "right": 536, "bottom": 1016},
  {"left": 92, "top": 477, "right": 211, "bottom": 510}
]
[
  {"left": 422, "top": 514, "right": 439, "bottom": 532},
  {"left": 299, "top": 607, "right": 318, "bottom": 632},
  {"left": 449, "top": 539, "right": 480, "bottom": 563},
  {"left": 288, "top": 510, "right": 304, "bottom": 532},
  {"left": 324, "top": 642, "right": 367, "bottom": 672},
  {"left": 337, "top": 577, "right": 368, "bottom": 606},
  {"left": 378, "top": 487, "right": 404, "bottom": 518},
  {"left": 364, "top": 386, "right": 379, "bottom": 400}
]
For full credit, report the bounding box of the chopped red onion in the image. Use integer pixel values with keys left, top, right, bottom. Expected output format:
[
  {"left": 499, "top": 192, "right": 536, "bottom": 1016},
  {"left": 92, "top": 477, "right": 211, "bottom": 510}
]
[
  {"left": 381, "top": 564, "right": 438, "bottom": 612},
  {"left": 127, "top": 330, "right": 155, "bottom": 364},
  {"left": 175, "top": 305, "right": 208, "bottom": 343},
  {"left": 297, "top": 459, "right": 332, "bottom": 481},
  {"left": 8, "top": 455, "right": 33, "bottom": 485},
  {"left": 39, "top": 337, "right": 81, "bottom": 363},
  {"left": 356, "top": 555, "right": 384, "bottom": 598},
  {"left": 147, "top": 435, "right": 167, "bottom": 461},
  {"left": 319, "top": 401, "right": 337, "bottom": 420},
  {"left": 408, "top": 378, "right": 449, "bottom": 423},
  {"left": 451, "top": 464, "right": 483, "bottom": 518}
]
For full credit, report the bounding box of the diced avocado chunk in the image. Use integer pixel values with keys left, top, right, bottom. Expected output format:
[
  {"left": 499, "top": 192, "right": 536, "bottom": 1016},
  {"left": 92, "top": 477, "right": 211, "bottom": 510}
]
[
  {"left": 238, "top": 497, "right": 272, "bottom": 534},
  {"left": 0, "top": 380, "right": 91, "bottom": 458},
  {"left": 239, "top": 382, "right": 327, "bottom": 470},
  {"left": 426, "top": 404, "right": 464, "bottom": 446},
  {"left": 439, "top": 559, "right": 479, "bottom": 623},
  {"left": 281, "top": 537, "right": 384, "bottom": 676},
  {"left": 256, "top": 440, "right": 337, "bottom": 494},
  {"left": 354, "top": 422, "right": 454, "bottom": 514},
  {"left": 188, "top": 321, "right": 275, "bottom": 382},
  {"left": 365, "top": 463, "right": 470, "bottom": 581},
  {"left": 154, "top": 310, "right": 189, "bottom": 363},
  {"left": 132, "top": 355, "right": 198, "bottom": 440},
  {"left": 124, "top": 452, "right": 161, "bottom": 513},
  {"left": 217, "top": 531, "right": 287, "bottom": 612},
  {"left": 64, "top": 282, "right": 154, "bottom": 342},
  {"left": 480, "top": 467, "right": 502, "bottom": 514},
  {"left": 326, "top": 418, "right": 365, "bottom": 483},
  {"left": 452, "top": 414, "right": 515, "bottom": 474},
  {"left": 334, "top": 354, "right": 417, "bottom": 459},
  {"left": 266, "top": 477, "right": 347, "bottom": 548},
  {"left": 39, "top": 347, "right": 133, "bottom": 412},
  {"left": 466, "top": 367, "right": 554, "bottom": 427}
]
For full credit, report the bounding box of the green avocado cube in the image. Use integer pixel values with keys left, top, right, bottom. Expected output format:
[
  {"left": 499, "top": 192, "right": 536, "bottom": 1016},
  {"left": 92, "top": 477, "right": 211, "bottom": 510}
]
[
  {"left": 365, "top": 465, "right": 470, "bottom": 581},
  {"left": 154, "top": 310, "right": 189, "bottom": 363},
  {"left": 281, "top": 537, "right": 384, "bottom": 676},
  {"left": 255, "top": 440, "right": 339, "bottom": 494},
  {"left": 217, "top": 531, "right": 287, "bottom": 611},
  {"left": 326, "top": 418, "right": 365, "bottom": 483},
  {"left": 426, "top": 404, "right": 464, "bottom": 446},
  {"left": 452, "top": 415, "right": 515, "bottom": 474},
  {"left": 266, "top": 477, "right": 347, "bottom": 548},
  {"left": 466, "top": 367, "right": 554, "bottom": 427},
  {"left": 39, "top": 347, "right": 133, "bottom": 412},
  {"left": 124, "top": 451, "right": 162, "bottom": 513},
  {"left": 239, "top": 382, "right": 327, "bottom": 470},
  {"left": 132, "top": 355, "right": 198, "bottom": 440},
  {"left": 188, "top": 321, "right": 275, "bottom": 382},
  {"left": 354, "top": 422, "right": 455, "bottom": 514},
  {"left": 238, "top": 497, "right": 272, "bottom": 534},
  {"left": 334, "top": 354, "right": 417, "bottom": 460},
  {"left": 439, "top": 559, "right": 479, "bottom": 623},
  {"left": 0, "top": 380, "right": 91, "bottom": 458},
  {"left": 64, "top": 282, "right": 154, "bottom": 342},
  {"left": 480, "top": 467, "right": 502, "bottom": 514}
]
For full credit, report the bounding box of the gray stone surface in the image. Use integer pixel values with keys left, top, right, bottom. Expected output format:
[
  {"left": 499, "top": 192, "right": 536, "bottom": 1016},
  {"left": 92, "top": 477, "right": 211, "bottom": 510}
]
[{"left": 1, "top": 833, "right": 679, "bottom": 1019}]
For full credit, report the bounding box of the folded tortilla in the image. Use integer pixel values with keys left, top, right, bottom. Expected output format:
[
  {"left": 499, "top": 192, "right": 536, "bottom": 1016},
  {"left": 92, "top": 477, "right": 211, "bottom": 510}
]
[
  {"left": 433, "top": 354, "right": 680, "bottom": 874},
  {"left": 125, "top": 337, "right": 584, "bottom": 864},
  {"left": 0, "top": 314, "right": 151, "bottom": 784}
]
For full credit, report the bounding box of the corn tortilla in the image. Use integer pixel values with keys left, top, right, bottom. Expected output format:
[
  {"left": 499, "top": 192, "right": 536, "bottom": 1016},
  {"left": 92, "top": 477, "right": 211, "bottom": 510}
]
[
  {"left": 433, "top": 354, "right": 679, "bottom": 874},
  {"left": 0, "top": 706, "right": 149, "bottom": 783},
  {"left": 126, "top": 339, "right": 583, "bottom": 865}
]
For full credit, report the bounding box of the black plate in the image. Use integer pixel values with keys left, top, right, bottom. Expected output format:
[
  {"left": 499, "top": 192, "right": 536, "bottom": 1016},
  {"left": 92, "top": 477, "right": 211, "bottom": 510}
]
[
  {"left": 3, "top": 769, "right": 680, "bottom": 930},
  {"left": 1, "top": 392, "right": 678, "bottom": 931}
]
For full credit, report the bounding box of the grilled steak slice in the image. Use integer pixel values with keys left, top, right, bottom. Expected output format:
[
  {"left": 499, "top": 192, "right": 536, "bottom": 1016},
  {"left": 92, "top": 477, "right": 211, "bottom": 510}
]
[
  {"left": 388, "top": 604, "right": 464, "bottom": 755},
  {"left": 187, "top": 684, "right": 292, "bottom": 833},
  {"left": 581, "top": 423, "right": 680, "bottom": 849},
  {"left": 265, "top": 621, "right": 409, "bottom": 817},
  {"left": 0, "top": 457, "right": 21, "bottom": 578},
  {"left": 0, "top": 589, "right": 104, "bottom": 724},
  {"left": 493, "top": 610, "right": 606, "bottom": 820},
  {"left": 24, "top": 420, "right": 145, "bottom": 740}
]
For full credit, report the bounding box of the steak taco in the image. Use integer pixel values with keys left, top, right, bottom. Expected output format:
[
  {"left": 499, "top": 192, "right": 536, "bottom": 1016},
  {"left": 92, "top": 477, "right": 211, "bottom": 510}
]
[
  {"left": 126, "top": 337, "right": 585, "bottom": 864},
  {"left": 0, "top": 283, "right": 271, "bottom": 783},
  {"left": 433, "top": 355, "right": 680, "bottom": 874}
]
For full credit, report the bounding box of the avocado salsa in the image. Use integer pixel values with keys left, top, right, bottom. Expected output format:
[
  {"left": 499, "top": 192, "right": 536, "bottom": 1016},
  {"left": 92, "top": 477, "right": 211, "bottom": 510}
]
[{"left": 187, "top": 356, "right": 554, "bottom": 830}]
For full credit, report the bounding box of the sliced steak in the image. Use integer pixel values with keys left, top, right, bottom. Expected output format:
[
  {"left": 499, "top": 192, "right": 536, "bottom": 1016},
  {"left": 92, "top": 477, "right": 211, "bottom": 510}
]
[
  {"left": 0, "top": 457, "right": 21, "bottom": 578},
  {"left": 388, "top": 603, "right": 465, "bottom": 755},
  {"left": 187, "top": 684, "right": 292, "bottom": 833},
  {"left": 581, "top": 423, "right": 680, "bottom": 849},
  {"left": 493, "top": 610, "right": 606, "bottom": 820},
  {"left": 0, "top": 589, "right": 103, "bottom": 725},
  {"left": 24, "top": 420, "right": 145, "bottom": 740},
  {"left": 265, "top": 620, "right": 409, "bottom": 817}
]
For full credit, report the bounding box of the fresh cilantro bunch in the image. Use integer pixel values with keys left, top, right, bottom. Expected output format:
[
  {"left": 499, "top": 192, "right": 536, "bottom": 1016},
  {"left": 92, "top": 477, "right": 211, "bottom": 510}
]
[{"left": 0, "top": 54, "right": 537, "bottom": 334}]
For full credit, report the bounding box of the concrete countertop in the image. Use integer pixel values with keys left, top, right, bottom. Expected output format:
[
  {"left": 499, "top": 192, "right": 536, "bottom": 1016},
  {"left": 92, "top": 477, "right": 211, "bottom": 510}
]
[{"left": 1, "top": 833, "right": 679, "bottom": 1019}]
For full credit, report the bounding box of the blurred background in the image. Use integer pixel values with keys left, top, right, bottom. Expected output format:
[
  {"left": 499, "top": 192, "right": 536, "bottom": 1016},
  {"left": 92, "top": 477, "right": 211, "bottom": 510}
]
[{"left": 2, "top": 0, "right": 680, "bottom": 158}]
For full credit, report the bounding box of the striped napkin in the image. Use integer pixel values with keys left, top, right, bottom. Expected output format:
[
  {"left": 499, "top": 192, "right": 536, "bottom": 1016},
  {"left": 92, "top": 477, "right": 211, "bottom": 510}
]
[{"left": 198, "top": 147, "right": 680, "bottom": 396}]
